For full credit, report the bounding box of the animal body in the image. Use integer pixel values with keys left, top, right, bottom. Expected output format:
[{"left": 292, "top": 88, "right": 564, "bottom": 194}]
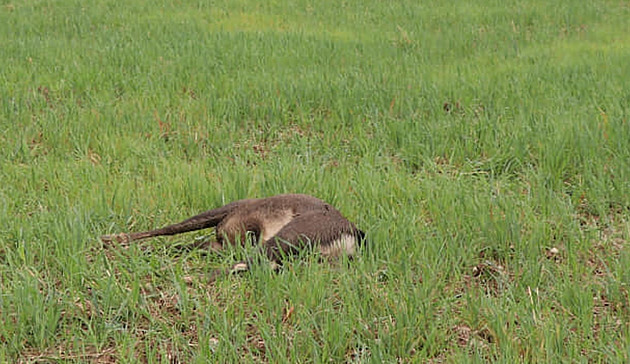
[{"left": 101, "top": 194, "right": 365, "bottom": 278}]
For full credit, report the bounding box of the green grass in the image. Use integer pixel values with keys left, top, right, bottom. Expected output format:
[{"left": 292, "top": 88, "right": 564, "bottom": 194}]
[{"left": 1, "top": 0, "right": 630, "bottom": 361}]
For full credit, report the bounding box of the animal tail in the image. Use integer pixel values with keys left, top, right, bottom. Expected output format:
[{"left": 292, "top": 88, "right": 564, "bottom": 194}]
[{"left": 101, "top": 200, "right": 243, "bottom": 245}]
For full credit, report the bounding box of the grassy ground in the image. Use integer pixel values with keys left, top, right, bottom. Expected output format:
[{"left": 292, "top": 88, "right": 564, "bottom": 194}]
[{"left": 1, "top": 0, "right": 630, "bottom": 362}]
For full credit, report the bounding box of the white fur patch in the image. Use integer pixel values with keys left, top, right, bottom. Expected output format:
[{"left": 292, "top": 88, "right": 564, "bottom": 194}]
[
  {"left": 230, "top": 261, "right": 279, "bottom": 274},
  {"left": 261, "top": 210, "right": 294, "bottom": 242},
  {"left": 319, "top": 234, "right": 357, "bottom": 258},
  {"left": 231, "top": 262, "right": 249, "bottom": 273}
]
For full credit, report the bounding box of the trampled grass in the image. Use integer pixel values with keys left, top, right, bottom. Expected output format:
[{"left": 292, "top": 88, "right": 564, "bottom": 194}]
[{"left": 1, "top": 0, "right": 629, "bottom": 362}]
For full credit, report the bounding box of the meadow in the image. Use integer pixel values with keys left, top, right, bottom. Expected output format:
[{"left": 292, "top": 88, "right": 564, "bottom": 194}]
[{"left": 1, "top": 0, "right": 630, "bottom": 362}]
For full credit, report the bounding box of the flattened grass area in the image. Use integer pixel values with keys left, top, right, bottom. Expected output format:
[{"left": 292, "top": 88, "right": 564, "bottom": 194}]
[{"left": 1, "top": 0, "right": 629, "bottom": 361}]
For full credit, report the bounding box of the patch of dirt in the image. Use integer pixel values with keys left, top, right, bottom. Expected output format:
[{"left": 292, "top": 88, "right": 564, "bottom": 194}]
[
  {"left": 577, "top": 207, "right": 628, "bottom": 281},
  {"left": 450, "top": 323, "right": 495, "bottom": 349},
  {"left": 468, "top": 258, "right": 512, "bottom": 297},
  {"left": 244, "top": 322, "right": 267, "bottom": 360},
  {"left": 592, "top": 293, "right": 624, "bottom": 341},
  {"left": 19, "top": 345, "right": 117, "bottom": 364},
  {"left": 346, "top": 344, "right": 370, "bottom": 363}
]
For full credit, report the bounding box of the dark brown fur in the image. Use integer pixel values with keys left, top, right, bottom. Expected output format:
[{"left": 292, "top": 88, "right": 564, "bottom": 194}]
[{"left": 101, "top": 194, "right": 365, "bottom": 279}]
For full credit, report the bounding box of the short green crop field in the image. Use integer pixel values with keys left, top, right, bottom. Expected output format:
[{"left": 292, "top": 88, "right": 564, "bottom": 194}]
[{"left": 2, "top": 0, "right": 630, "bottom": 362}]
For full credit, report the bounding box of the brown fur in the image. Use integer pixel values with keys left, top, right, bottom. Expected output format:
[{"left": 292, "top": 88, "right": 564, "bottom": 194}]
[{"left": 101, "top": 194, "right": 365, "bottom": 279}]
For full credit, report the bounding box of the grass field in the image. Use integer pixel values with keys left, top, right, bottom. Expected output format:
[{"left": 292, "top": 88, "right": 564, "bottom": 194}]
[{"left": 2, "top": 0, "right": 630, "bottom": 362}]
